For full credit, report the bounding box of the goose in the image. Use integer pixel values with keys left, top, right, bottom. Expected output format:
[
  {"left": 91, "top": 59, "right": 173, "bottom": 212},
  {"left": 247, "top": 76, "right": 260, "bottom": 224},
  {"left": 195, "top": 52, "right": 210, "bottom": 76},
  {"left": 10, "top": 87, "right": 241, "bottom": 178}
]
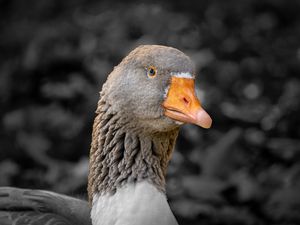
[{"left": 0, "top": 45, "right": 212, "bottom": 225}]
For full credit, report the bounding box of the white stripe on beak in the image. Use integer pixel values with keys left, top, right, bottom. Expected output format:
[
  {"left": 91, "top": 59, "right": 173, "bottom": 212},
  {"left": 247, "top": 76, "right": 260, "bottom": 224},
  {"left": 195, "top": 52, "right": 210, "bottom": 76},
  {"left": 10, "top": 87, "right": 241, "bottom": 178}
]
[{"left": 171, "top": 72, "right": 194, "bottom": 79}]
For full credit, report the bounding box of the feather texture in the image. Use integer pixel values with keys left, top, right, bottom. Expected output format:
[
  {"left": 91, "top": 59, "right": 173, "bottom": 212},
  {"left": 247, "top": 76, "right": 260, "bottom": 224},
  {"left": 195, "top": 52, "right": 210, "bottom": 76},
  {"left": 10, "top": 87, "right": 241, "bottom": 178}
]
[{"left": 0, "top": 187, "right": 91, "bottom": 225}]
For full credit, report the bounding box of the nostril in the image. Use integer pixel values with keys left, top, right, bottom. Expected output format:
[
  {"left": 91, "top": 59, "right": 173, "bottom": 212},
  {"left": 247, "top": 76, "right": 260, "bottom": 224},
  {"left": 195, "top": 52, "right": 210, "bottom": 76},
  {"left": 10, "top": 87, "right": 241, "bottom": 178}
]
[{"left": 183, "top": 97, "right": 189, "bottom": 105}]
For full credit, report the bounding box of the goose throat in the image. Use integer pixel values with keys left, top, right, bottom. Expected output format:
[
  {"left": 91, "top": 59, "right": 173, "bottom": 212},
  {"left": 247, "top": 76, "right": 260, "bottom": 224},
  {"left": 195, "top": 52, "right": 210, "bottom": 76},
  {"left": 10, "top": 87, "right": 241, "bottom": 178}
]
[{"left": 88, "top": 99, "right": 179, "bottom": 202}]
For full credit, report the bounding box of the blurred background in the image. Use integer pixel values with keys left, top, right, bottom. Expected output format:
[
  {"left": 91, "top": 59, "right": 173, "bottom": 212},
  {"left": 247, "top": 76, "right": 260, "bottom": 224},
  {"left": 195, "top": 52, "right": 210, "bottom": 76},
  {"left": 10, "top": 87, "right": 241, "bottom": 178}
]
[{"left": 0, "top": 0, "right": 300, "bottom": 224}]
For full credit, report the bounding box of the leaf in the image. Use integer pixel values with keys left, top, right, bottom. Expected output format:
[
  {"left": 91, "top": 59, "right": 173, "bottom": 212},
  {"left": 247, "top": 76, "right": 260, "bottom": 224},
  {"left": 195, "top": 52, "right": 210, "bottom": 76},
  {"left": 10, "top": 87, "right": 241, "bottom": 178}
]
[
  {"left": 264, "top": 186, "right": 300, "bottom": 222},
  {"left": 171, "top": 198, "right": 216, "bottom": 219},
  {"left": 202, "top": 128, "right": 242, "bottom": 177},
  {"left": 181, "top": 176, "right": 227, "bottom": 204}
]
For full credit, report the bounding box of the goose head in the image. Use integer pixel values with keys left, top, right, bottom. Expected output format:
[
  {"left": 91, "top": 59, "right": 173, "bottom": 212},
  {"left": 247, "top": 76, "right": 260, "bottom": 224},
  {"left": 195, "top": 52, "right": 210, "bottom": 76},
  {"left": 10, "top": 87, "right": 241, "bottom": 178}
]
[{"left": 101, "top": 45, "right": 212, "bottom": 133}]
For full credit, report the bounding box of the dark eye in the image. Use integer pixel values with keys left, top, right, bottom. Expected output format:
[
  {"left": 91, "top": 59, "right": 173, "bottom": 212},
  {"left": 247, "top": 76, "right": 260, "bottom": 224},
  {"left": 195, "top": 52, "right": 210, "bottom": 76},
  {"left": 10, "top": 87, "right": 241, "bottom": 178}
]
[{"left": 147, "top": 66, "right": 157, "bottom": 78}]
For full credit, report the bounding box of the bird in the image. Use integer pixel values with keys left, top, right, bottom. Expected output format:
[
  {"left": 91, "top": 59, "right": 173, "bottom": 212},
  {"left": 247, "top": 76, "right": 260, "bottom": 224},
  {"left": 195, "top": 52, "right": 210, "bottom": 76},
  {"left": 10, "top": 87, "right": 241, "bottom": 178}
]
[{"left": 0, "top": 45, "right": 212, "bottom": 225}]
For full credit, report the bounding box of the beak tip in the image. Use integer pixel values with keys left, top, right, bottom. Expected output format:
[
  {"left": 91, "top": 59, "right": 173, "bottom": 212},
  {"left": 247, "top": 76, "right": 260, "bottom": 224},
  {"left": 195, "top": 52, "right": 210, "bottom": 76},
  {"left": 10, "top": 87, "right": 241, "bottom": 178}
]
[{"left": 196, "top": 109, "right": 212, "bottom": 129}]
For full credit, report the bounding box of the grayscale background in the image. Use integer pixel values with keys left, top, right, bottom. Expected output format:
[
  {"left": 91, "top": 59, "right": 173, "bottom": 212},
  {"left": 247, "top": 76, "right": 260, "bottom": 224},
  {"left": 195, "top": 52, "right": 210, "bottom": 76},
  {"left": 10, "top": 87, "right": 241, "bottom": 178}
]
[{"left": 0, "top": 0, "right": 299, "bottom": 224}]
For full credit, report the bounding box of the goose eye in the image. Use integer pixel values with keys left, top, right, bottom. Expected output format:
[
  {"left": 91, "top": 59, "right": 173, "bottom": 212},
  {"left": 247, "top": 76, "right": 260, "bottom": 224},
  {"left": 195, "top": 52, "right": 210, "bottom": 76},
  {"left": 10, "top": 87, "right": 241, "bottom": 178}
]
[{"left": 147, "top": 66, "right": 157, "bottom": 78}]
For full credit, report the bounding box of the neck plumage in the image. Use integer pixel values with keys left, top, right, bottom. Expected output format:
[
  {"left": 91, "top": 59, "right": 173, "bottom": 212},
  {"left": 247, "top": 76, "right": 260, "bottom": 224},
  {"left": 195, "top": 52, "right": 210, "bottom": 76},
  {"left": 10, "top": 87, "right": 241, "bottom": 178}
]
[{"left": 88, "top": 98, "right": 179, "bottom": 202}]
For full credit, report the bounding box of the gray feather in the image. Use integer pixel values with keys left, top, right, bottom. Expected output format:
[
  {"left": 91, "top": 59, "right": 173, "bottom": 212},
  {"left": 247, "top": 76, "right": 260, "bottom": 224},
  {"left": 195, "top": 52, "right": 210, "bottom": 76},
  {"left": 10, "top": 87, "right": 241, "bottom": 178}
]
[{"left": 0, "top": 187, "right": 91, "bottom": 225}]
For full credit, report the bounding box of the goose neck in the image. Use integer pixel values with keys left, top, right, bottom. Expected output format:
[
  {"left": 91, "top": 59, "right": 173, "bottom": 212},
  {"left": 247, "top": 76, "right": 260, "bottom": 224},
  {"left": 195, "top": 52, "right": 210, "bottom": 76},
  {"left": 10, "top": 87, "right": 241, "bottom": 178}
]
[{"left": 88, "top": 101, "right": 179, "bottom": 201}]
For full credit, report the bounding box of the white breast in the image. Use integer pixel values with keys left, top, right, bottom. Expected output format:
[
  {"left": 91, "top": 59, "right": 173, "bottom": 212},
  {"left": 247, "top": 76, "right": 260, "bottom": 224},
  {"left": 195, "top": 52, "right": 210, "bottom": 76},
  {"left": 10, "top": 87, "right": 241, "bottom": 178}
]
[{"left": 91, "top": 181, "right": 178, "bottom": 225}]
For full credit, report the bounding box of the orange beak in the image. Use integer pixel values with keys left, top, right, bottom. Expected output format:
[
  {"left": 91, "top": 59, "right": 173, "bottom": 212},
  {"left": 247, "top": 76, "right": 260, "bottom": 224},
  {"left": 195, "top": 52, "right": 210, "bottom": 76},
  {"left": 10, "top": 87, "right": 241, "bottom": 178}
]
[{"left": 162, "top": 77, "right": 212, "bottom": 129}]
